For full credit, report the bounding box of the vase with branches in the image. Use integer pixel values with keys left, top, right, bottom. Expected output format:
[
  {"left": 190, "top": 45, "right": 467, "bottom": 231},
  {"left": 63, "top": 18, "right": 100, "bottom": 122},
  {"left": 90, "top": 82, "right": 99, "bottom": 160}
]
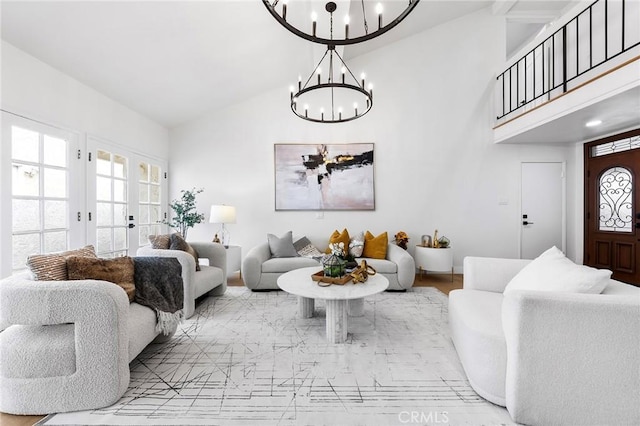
[{"left": 162, "top": 188, "right": 205, "bottom": 239}]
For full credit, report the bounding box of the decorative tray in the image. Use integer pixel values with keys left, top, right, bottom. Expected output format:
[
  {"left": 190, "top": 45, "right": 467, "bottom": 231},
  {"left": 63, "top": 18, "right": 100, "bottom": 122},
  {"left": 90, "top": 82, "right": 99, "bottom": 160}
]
[{"left": 311, "top": 271, "right": 351, "bottom": 285}]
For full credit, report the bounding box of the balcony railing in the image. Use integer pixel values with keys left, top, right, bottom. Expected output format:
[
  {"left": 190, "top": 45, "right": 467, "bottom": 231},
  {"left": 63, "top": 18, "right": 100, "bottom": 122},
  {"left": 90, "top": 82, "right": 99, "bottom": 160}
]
[{"left": 496, "top": 0, "right": 640, "bottom": 121}]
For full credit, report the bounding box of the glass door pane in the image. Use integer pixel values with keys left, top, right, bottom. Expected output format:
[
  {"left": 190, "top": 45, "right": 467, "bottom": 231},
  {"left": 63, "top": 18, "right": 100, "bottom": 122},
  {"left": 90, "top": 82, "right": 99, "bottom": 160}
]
[
  {"left": 94, "top": 149, "right": 129, "bottom": 258},
  {"left": 138, "top": 161, "right": 164, "bottom": 247}
]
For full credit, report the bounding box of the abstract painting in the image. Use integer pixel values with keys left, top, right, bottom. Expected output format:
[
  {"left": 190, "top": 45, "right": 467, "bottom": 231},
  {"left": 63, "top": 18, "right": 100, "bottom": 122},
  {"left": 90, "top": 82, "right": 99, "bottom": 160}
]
[{"left": 274, "top": 143, "right": 374, "bottom": 210}]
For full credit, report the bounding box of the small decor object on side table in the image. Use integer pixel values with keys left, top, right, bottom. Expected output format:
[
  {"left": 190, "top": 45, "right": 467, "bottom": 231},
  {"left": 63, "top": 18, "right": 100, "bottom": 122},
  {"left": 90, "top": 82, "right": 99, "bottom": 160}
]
[{"left": 394, "top": 231, "right": 409, "bottom": 250}]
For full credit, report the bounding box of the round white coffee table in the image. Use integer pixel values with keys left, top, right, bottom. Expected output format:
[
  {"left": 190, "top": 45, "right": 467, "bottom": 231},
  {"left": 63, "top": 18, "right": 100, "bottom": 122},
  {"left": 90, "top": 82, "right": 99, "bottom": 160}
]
[{"left": 277, "top": 266, "right": 389, "bottom": 343}]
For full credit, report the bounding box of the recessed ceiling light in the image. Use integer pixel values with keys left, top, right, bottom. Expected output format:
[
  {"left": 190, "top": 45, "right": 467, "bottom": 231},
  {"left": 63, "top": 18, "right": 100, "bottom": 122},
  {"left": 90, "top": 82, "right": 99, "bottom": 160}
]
[{"left": 586, "top": 120, "right": 602, "bottom": 127}]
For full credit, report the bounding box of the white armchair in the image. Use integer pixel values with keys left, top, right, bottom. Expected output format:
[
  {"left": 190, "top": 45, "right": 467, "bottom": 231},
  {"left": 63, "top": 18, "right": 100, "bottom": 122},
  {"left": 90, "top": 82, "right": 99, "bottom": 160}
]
[
  {"left": 449, "top": 256, "right": 640, "bottom": 425},
  {"left": 137, "top": 241, "right": 227, "bottom": 318},
  {"left": 0, "top": 276, "right": 136, "bottom": 414}
]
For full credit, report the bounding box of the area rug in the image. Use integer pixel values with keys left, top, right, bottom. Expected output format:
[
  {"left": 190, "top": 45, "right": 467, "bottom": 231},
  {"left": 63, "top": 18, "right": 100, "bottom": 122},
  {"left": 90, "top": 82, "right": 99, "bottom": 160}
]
[{"left": 40, "top": 287, "right": 514, "bottom": 426}]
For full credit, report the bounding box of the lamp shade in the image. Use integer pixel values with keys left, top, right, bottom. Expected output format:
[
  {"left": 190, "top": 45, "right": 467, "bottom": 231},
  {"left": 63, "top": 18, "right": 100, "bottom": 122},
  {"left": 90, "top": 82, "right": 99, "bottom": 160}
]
[{"left": 209, "top": 205, "right": 236, "bottom": 224}]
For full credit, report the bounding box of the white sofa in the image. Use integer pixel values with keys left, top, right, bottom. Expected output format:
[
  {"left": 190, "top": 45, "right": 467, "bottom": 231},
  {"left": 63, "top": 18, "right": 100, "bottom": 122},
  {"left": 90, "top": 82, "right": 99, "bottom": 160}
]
[
  {"left": 137, "top": 241, "right": 227, "bottom": 318},
  {"left": 449, "top": 256, "right": 640, "bottom": 425},
  {"left": 242, "top": 242, "right": 415, "bottom": 291},
  {"left": 0, "top": 274, "right": 169, "bottom": 415}
]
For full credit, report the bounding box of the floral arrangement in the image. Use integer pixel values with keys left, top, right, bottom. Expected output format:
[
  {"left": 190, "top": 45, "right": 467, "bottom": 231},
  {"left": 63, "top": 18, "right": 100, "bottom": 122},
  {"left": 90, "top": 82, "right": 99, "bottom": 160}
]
[
  {"left": 329, "top": 242, "right": 346, "bottom": 257},
  {"left": 394, "top": 231, "right": 409, "bottom": 250}
]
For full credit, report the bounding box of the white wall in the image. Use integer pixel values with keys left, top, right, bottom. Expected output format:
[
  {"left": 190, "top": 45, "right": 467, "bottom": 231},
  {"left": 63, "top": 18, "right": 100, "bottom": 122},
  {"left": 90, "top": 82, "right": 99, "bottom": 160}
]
[
  {"left": 1, "top": 41, "right": 169, "bottom": 157},
  {"left": 169, "top": 8, "right": 579, "bottom": 271}
]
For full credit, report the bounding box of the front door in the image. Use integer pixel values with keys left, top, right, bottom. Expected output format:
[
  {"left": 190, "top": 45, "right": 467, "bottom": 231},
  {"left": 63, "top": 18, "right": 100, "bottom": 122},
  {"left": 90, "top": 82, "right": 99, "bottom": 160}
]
[{"left": 584, "top": 129, "right": 640, "bottom": 286}]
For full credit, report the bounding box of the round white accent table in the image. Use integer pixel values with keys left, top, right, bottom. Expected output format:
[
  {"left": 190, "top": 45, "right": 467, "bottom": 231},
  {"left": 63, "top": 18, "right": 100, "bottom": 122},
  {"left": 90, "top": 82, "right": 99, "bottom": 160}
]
[
  {"left": 277, "top": 267, "right": 389, "bottom": 343},
  {"left": 414, "top": 246, "right": 454, "bottom": 281}
]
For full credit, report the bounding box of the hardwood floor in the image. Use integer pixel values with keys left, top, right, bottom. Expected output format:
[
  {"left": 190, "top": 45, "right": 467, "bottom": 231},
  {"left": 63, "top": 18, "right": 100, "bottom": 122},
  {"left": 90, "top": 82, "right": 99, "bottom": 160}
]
[
  {"left": 1, "top": 273, "right": 462, "bottom": 426},
  {"left": 0, "top": 414, "right": 43, "bottom": 426}
]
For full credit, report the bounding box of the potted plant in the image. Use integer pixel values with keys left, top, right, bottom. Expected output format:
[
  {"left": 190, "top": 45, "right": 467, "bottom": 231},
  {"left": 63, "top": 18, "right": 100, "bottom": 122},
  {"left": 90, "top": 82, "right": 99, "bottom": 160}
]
[{"left": 162, "top": 188, "right": 205, "bottom": 239}]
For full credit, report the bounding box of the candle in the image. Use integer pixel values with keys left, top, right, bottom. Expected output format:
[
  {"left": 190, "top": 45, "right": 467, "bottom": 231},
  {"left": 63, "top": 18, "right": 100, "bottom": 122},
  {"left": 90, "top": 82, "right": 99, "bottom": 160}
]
[
  {"left": 376, "top": 3, "right": 383, "bottom": 29},
  {"left": 344, "top": 15, "right": 350, "bottom": 39},
  {"left": 311, "top": 12, "right": 317, "bottom": 37}
]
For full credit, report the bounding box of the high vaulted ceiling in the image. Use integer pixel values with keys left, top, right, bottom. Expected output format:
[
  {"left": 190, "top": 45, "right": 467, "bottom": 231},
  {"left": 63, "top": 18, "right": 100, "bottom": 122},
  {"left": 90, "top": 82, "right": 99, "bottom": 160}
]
[{"left": 1, "top": 1, "right": 575, "bottom": 128}]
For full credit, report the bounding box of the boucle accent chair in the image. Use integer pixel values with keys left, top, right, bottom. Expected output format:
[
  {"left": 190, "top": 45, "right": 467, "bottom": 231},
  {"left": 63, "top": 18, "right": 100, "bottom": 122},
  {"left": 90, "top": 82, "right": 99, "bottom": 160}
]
[
  {"left": 242, "top": 241, "right": 415, "bottom": 291},
  {"left": 137, "top": 241, "right": 227, "bottom": 318},
  {"left": 449, "top": 256, "right": 640, "bottom": 425},
  {"left": 0, "top": 275, "right": 166, "bottom": 415}
]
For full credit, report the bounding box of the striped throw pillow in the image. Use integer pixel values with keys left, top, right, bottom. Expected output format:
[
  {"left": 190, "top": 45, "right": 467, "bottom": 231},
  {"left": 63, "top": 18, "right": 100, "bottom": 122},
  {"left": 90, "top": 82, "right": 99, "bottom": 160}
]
[{"left": 27, "top": 245, "right": 97, "bottom": 281}]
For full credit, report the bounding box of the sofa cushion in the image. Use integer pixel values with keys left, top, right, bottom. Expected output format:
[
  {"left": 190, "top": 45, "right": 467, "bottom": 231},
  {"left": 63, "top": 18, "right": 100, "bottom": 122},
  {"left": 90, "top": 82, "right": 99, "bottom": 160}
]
[
  {"left": 26, "top": 245, "right": 96, "bottom": 281},
  {"left": 169, "top": 233, "right": 200, "bottom": 271},
  {"left": 262, "top": 257, "right": 320, "bottom": 273},
  {"left": 127, "top": 302, "right": 158, "bottom": 362},
  {"left": 326, "top": 229, "right": 350, "bottom": 254},
  {"left": 363, "top": 231, "right": 388, "bottom": 259},
  {"left": 193, "top": 265, "right": 224, "bottom": 299},
  {"left": 449, "top": 289, "right": 507, "bottom": 406},
  {"left": 268, "top": 231, "right": 298, "bottom": 258},
  {"left": 148, "top": 234, "right": 171, "bottom": 249},
  {"left": 504, "top": 246, "right": 611, "bottom": 295},
  {"left": 357, "top": 257, "right": 397, "bottom": 274},
  {"left": 67, "top": 256, "right": 136, "bottom": 301}
]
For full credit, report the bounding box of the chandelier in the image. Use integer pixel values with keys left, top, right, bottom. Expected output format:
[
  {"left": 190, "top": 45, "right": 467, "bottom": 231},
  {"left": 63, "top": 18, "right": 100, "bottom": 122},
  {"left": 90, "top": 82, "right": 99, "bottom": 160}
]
[{"left": 263, "top": 0, "right": 420, "bottom": 123}]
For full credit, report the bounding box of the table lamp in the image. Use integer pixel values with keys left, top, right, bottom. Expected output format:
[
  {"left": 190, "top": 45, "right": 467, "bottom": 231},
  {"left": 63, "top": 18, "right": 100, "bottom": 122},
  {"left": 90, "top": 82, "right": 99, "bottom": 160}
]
[{"left": 209, "top": 205, "right": 236, "bottom": 247}]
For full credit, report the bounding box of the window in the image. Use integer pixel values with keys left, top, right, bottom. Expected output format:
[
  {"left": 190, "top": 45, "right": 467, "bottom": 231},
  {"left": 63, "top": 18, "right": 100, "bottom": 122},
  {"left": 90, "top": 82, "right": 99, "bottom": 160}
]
[{"left": 599, "top": 166, "right": 633, "bottom": 232}]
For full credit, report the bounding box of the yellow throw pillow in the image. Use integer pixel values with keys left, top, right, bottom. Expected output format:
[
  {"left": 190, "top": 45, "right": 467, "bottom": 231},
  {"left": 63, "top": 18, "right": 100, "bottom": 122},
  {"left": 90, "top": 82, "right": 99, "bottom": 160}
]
[
  {"left": 363, "top": 231, "right": 388, "bottom": 259},
  {"left": 326, "top": 229, "right": 350, "bottom": 254}
]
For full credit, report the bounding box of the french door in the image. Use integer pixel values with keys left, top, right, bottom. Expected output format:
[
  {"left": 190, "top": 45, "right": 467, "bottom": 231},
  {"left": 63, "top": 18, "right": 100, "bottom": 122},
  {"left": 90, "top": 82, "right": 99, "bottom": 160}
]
[
  {"left": 1, "top": 112, "right": 84, "bottom": 277},
  {"left": 86, "top": 137, "right": 167, "bottom": 257},
  {"left": 584, "top": 129, "right": 640, "bottom": 286},
  {"left": 0, "top": 112, "right": 167, "bottom": 278}
]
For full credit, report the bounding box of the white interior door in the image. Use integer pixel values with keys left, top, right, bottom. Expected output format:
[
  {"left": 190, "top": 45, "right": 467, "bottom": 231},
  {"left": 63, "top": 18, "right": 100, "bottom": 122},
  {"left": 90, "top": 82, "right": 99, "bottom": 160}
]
[{"left": 521, "top": 162, "right": 566, "bottom": 259}]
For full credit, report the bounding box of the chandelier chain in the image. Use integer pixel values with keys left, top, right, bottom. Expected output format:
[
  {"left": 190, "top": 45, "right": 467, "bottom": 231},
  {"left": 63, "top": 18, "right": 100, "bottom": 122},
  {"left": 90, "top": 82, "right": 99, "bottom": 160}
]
[{"left": 361, "top": 0, "right": 369, "bottom": 35}]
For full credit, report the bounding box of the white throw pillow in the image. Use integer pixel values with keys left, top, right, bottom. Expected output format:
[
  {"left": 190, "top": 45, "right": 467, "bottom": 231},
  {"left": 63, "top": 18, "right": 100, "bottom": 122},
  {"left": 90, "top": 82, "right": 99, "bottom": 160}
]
[
  {"left": 504, "top": 246, "right": 611, "bottom": 295},
  {"left": 349, "top": 231, "right": 365, "bottom": 258}
]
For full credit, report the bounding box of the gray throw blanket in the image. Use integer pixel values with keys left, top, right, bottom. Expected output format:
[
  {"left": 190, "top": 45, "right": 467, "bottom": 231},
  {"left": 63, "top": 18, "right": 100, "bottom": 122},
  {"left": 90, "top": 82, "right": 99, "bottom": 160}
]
[{"left": 133, "top": 257, "right": 184, "bottom": 335}]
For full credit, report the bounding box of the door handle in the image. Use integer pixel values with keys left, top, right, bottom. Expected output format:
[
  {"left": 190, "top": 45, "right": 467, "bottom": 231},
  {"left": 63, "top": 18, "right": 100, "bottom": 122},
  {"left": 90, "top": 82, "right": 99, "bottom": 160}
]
[
  {"left": 523, "top": 221, "right": 534, "bottom": 225},
  {"left": 128, "top": 223, "right": 136, "bottom": 229}
]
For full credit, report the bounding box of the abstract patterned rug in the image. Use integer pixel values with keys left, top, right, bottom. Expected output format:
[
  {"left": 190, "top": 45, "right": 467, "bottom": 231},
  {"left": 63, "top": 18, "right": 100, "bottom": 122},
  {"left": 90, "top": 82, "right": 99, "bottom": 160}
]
[{"left": 40, "top": 287, "right": 514, "bottom": 425}]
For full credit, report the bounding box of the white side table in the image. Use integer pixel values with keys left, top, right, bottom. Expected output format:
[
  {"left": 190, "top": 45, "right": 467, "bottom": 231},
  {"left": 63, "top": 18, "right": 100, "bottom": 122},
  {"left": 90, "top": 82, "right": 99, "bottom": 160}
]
[
  {"left": 225, "top": 245, "right": 242, "bottom": 278},
  {"left": 414, "top": 246, "right": 453, "bottom": 281}
]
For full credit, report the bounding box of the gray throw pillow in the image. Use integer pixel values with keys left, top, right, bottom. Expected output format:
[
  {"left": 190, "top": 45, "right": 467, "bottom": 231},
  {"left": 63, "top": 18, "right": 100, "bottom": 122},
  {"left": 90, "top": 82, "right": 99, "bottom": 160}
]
[{"left": 267, "top": 231, "right": 298, "bottom": 258}]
